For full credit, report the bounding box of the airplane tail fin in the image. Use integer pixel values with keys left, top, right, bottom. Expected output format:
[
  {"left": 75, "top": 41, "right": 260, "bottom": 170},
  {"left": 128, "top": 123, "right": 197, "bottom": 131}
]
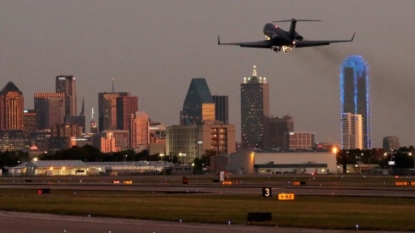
[{"left": 273, "top": 19, "right": 320, "bottom": 41}]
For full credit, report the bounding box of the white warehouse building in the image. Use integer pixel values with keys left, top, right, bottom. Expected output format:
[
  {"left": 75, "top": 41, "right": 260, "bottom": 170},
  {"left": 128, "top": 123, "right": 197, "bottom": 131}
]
[{"left": 212, "top": 150, "right": 337, "bottom": 175}]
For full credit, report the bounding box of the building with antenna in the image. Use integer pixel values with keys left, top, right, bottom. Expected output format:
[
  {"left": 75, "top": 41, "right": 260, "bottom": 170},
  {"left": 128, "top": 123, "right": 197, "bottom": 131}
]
[
  {"left": 90, "top": 108, "right": 98, "bottom": 134},
  {"left": 98, "top": 80, "right": 138, "bottom": 132},
  {"left": 98, "top": 92, "right": 130, "bottom": 131},
  {"left": 241, "top": 65, "right": 269, "bottom": 149}
]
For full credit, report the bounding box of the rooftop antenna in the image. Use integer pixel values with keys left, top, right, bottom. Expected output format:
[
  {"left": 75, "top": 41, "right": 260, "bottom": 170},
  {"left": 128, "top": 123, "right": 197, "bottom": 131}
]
[
  {"left": 112, "top": 79, "right": 115, "bottom": 93},
  {"left": 252, "top": 65, "right": 257, "bottom": 77},
  {"left": 91, "top": 108, "right": 94, "bottom": 120}
]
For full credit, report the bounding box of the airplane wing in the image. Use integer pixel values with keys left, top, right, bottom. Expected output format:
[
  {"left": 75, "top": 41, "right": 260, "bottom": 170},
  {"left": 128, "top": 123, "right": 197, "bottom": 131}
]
[
  {"left": 295, "top": 33, "right": 355, "bottom": 48},
  {"left": 218, "top": 36, "right": 271, "bottom": 49}
]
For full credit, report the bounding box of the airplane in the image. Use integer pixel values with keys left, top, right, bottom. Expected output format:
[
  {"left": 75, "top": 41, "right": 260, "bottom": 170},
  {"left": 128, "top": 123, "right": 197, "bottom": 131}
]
[{"left": 218, "top": 18, "right": 354, "bottom": 53}]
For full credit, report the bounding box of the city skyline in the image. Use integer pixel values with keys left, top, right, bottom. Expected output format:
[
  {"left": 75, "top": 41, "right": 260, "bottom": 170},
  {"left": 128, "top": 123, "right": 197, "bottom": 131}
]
[{"left": 1, "top": 1, "right": 415, "bottom": 147}]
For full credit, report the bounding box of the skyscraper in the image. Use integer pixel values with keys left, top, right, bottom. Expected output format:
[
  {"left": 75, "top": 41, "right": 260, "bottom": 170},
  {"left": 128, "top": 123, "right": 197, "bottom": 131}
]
[
  {"left": 56, "top": 75, "right": 77, "bottom": 116},
  {"left": 64, "top": 98, "right": 86, "bottom": 133},
  {"left": 340, "top": 56, "right": 370, "bottom": 148},
  {"left": 23, "top": 109, "right": 36, "bottom": 134},
  {"left": 0, "top": 82, "right": 24, "bottom": 130},
  {"left": 263, "top": 115, "right": 294, "bottom": 149},
  {"left": 116, "top": 95, "right": 138, "bottom": 130},
  {"left": 98, "top": 92, "right": 129, "bottom": 132},
  {"left": 130, "top": 111, "right": 149, "bottom": 150},
  {"left": 341, "top": 113, "right": 363, "bottom": 149},
  {"left": 181, "top": 78, "right": 215, "bottom": 125},
  {"left": 241, "top": 65, "right": 269, "bottom": 149},
  {"left": 34, "top": 93, "right": 65, "bottom": 130},
  {"left": 212, "top": 95, "right": 229, "bottom": 124}
]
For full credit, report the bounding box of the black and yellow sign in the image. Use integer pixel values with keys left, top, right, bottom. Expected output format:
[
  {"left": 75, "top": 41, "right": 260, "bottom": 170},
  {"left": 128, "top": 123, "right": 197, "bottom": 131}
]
[
  {"left": 278, "top": 193, "right": 295, "bottom": 200},
  {"left": 262, "top": 187, "right": 272, "bottom": 197}
]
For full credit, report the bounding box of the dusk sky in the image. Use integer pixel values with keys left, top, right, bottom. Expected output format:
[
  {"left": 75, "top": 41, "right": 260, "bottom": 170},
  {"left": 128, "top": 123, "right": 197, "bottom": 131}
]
[{"left": 1, "top": 0, "right": 415, "bottom": 147}]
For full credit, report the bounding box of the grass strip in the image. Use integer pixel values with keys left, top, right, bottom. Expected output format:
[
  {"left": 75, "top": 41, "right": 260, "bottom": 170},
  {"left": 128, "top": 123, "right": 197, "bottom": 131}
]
[{"left": 0, "top": 189, "right": 414, "bottom": 231}]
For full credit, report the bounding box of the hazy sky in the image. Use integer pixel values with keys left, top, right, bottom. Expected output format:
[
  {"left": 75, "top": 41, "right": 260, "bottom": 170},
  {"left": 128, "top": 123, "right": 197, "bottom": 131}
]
[{"left": 1, "top": 0, "right": 415, "bottom": 147}]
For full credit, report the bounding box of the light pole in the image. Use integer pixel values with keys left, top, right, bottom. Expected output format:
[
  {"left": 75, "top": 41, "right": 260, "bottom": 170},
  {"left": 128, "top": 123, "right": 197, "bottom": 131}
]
[
  {"left": 198, "top": 140, "right": 203, "bottom": 159},
  {"left": 160, "top": 153, "right": 165, "bottom": 167},
  {"left": 124, "top": 154, "right": 128, "bottom": 167}
]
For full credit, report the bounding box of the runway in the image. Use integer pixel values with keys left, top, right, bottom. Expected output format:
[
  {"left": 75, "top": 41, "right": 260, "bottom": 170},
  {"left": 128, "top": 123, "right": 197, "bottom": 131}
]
[
  {"left": 1, "top": 182, "right": 415, "bottom": 198},
  {"left": 0, "top": 211, "right": 410, "bottom": 233}
]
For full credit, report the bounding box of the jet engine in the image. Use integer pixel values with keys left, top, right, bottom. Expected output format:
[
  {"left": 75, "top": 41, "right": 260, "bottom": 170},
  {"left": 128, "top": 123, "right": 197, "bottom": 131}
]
[{"left": 294, "top": 32, "right": 303, "bottom": 41}]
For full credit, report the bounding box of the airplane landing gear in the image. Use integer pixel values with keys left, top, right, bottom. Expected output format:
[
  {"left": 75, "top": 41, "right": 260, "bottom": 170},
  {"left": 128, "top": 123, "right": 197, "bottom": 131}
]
[{"left": 271, "top": 46, "right": 280, "bottom": 53}]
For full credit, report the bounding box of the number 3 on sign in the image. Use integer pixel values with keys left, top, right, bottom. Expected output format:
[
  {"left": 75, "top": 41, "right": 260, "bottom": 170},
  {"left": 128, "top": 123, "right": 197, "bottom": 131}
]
[{"left": 262, "top": 187, "right": 272, "bottom": 197}]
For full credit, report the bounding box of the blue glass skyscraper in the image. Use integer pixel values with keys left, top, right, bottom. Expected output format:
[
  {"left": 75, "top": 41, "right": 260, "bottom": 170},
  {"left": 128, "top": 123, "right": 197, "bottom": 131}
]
[
  {"left": 181, "top": 78, "right": 214, "bottom": 125},
  {"left": 340, "top": 55, "right": 371, "bottom": 149}
]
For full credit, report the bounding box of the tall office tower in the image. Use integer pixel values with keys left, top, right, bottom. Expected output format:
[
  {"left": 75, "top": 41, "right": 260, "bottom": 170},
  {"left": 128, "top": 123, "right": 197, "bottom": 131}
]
[
  {"left": 181, "top": 78, "right": 215, "bottom": 125},
  {"left": 34, "top": 93, "right": 65, "bottom": 130},
  {"left": 263, "top": 115, "right": 294, "bottom": 149},
  {"left": 23, "top": 109, "right": 37, "bottom": 134},
  {"left": 56, "top": 75, "right": 77, "bottom": 116},
  {"left": 98, "top": 92, "right": 129, "bottom": 132},
  {"left": 212, "top": 95, "right": 229, "bottom": 124},
  {"left": 382, "top": 136, "right": 400, "bottom": 152},
  {"left": 130, "top": 111, "right": 149, "bottom": 150},
  {"left": 340, "top": 56, "right": 370, "bottom": 148},
  {"left": 116, "top": 95, "right": 138, "bottom": 130},
  {"left": 64, "top": 98, "right": 86, "bottom": 133},
  {"left": 341, "top": 113, "right": 363, "bottom": 149},
  {"left": 0, "top": 82, "right": 24, "bottom": 130},
  {"left": 241, "top": 65, "right": 269, "bottom": 149},
  {"left": 90, "top": 108, "right": 98, "bottom": 134}
]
